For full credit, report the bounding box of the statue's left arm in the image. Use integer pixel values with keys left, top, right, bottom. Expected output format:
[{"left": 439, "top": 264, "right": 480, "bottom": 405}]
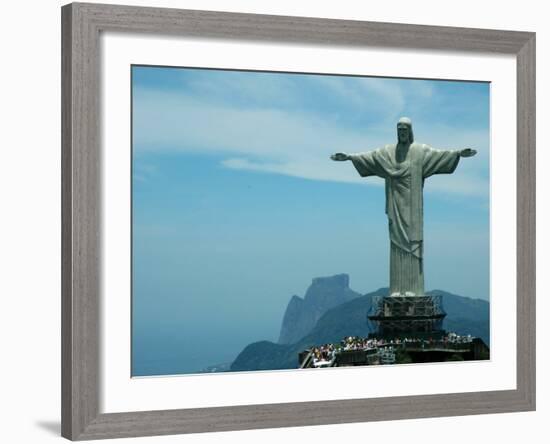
[{"left": 422, "top": 144, "right": 477, "bottom": 178}]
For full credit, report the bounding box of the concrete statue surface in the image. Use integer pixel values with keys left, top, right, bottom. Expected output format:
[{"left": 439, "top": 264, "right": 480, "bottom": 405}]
[{"left": 331, "top": 117, "right": 476, "bottom": 297}]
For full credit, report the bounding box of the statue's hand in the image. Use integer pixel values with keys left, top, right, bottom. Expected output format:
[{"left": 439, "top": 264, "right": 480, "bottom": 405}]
[
  {"left": 331, "top": 152, "right": 351, "bottom": 161},
  {"left": 460, "top": 148, "right": 477, "bottom": 158}
]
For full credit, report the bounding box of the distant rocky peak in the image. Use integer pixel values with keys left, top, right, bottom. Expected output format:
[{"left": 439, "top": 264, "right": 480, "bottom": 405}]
[
  {"left": 304, "top": 273, "right": 353, "bottom": 305},
  {"left": 278, "top": 274, "right": 360, "bottom": 345},
  {"left": 310, "top": 273, "right": 349, "bottom": 290}
]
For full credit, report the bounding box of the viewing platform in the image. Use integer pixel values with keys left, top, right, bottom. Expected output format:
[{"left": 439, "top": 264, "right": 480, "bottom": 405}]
[{"left": 299, "top": 334, "right": 489, "bottom": 369}]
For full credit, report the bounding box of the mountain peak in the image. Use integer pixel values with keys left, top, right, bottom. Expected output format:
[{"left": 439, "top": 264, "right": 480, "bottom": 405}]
[
  {"left": 278, "top": 274, "right": 360, "bottom": 345},
  {"left": 311, "top": 273, "right": 349, "bottom": 288}
]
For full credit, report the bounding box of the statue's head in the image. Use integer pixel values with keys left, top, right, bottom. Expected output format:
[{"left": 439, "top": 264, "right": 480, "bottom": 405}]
[{"left": 397, "top": 117, "right": 414, "bottom": 144}]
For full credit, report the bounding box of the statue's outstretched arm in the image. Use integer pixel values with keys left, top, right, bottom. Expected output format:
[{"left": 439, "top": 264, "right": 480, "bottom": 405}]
[
  {"left": 459, "top": 148, "right": 477, "bottom": 157},
  {"left": 330, "top": 152, "right": 351, "bottom": 161},
  {"left": 423, "top": 145, "right": 477, "bottom": 178},
  {"left": 331, "top": 150, "right": 386, "bottom": 178}
]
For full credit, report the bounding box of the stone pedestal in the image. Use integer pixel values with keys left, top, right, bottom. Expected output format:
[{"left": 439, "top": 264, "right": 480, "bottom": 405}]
[{"left": 367, "top": 295, "right": 446, "bottom": 338}]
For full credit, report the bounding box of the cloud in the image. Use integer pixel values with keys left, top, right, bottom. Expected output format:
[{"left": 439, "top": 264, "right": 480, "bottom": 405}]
[
  {"left": 221, "top": 157, "right": 379, "bottom": 186},
  {"left": 133, "top": 87, "right": 374, "bottom": 158},
  {"left": 132, "top": 71, "right": 489, "bottom": 198},
  {"left": 310, "top": 76, "right": 406, "bottom": 115}
]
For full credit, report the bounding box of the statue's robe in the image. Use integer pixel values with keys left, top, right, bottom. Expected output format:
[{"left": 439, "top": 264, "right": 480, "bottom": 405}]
[{"left": 350, "top": 143, "right": 460, "bottom": 296}]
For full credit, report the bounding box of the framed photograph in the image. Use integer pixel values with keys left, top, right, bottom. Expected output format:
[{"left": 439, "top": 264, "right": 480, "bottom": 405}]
[{"left": 61, "top": 2, "right": 535, "bottom": 440}]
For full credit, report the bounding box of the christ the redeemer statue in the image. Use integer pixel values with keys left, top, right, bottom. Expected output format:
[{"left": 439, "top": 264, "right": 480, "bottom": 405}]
[{"left": 331, "top": 117, "right": 476, "bottom": 297}]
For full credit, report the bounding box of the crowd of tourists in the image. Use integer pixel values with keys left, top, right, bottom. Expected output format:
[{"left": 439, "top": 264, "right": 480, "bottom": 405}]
[{"left": 309, "top": 333, "right": 474, "bottom": 367}]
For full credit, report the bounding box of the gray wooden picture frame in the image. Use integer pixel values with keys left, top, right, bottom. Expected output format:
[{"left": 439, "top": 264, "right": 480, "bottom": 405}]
[{"left": 61, "top": 2, "right": 536, "bottom": 440}]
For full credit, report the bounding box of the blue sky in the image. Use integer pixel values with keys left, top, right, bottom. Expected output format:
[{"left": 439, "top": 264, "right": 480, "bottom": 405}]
[{"left": 131, "top": 65, "right": 490, "bottom": 376}]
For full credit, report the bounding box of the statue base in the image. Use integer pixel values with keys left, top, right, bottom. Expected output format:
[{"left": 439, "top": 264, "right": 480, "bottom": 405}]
[{"left": 367, "top": 295, "right": 446, "bottom": 338}]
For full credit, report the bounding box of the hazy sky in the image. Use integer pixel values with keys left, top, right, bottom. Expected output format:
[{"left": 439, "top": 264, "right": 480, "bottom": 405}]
[{"left": 131, "top": 65, "right": 490, "bottom": 376}]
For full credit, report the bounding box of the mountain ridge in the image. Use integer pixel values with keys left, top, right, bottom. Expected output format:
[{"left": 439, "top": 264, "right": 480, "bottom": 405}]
[{"left": 231, "top": 281, "right": 489, "bottom": 372}]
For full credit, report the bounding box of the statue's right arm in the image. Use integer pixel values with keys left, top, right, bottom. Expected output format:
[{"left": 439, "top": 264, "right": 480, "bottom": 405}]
[
  {"left": 334, "top": 149, "right": 385, "bottom": 178},
  {"left": 330, "top": 152, "right": 351, "bottom": 161}
]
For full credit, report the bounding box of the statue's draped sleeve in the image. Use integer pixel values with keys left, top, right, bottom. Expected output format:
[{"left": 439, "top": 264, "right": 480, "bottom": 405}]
[
  {"left": 349, "top": 149, "right": 388, "bottom": 179},
  {"left": 421, "top": 145, "right": 461, "bottom": 178}
]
